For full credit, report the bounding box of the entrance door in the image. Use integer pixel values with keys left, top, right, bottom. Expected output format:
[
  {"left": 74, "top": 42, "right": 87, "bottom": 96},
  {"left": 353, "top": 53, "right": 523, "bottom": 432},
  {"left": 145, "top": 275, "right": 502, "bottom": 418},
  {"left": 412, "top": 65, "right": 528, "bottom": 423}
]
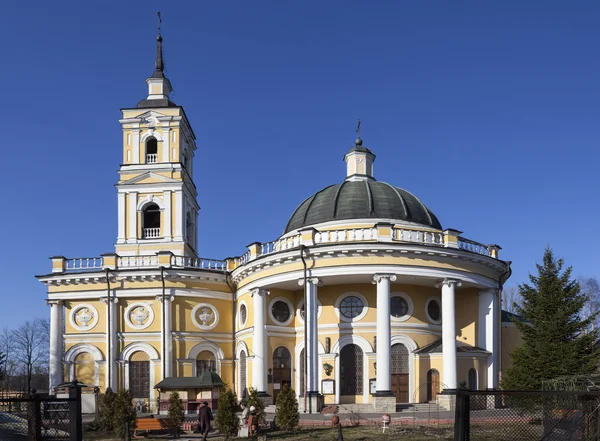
[
  {"left": 391, "top": 344, "right": 410, "bottom": 403},
  {"left": 427, "top": 369, "right": 440, "bottom": 402},
  {"left": 272, "top": 347, "right": 291, "bottom": 404}
]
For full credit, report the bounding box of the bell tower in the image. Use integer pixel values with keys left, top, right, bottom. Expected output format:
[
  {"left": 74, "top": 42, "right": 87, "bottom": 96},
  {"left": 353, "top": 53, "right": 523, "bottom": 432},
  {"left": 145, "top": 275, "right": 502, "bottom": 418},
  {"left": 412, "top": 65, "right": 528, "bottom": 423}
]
[{"left": 115, "top": 15, "right": 199, "bottom": 257}]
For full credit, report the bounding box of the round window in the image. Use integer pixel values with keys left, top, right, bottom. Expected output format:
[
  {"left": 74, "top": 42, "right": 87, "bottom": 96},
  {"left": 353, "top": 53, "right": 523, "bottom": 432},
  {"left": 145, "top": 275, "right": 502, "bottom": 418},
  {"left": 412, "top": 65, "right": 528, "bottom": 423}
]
[
  {"left": 391, "top": 296, "right": 409, "bottom": 318},
  {"left": 271, "top": 301, "right": 291, "bottom": 323},
  {"left": 428, "top": 299, "right": 441, "bottom": 322},
  {"left": 340, "top": 296, "right": 364, "bottom": 319},
  {"left": 239, "top": 304, "right": 247, "bottom": 326}
]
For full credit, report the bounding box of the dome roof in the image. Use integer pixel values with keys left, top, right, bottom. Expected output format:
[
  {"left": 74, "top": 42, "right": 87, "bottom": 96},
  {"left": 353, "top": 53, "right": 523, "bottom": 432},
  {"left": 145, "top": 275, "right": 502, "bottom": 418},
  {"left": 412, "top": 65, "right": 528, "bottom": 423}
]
[{"left": 284, "top": 180, "right": 442, "bottom": 234}]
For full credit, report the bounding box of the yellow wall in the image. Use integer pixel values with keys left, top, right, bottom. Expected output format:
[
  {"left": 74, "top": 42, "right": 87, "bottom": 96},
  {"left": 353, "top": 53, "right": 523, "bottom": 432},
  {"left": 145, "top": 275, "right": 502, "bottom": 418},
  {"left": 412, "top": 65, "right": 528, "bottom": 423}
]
[{"left": 501, "top": 323, "right": 523, "bottom": 380}]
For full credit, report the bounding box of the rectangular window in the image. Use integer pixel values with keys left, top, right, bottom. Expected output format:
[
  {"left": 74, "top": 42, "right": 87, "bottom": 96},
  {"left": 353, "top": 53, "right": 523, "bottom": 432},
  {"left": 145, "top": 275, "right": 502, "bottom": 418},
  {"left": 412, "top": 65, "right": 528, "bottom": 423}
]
[
  {"left": 127, "top": 133, "right": 131, "bottom": 145},
  {"left": 127, "top": 150, "right": 131, "bottom": 162},
  {"left": 172, "top": 148, "right": 175, "bottom": 160},
  {"left": 172, "top": 131, "right": 176, "bottom": 143}
]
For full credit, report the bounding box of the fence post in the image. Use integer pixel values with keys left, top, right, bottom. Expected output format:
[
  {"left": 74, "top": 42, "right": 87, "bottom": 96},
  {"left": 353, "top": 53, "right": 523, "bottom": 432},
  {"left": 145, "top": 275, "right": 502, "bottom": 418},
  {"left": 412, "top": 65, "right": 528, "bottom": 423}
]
[
  {"left": 454, "top": 382, "right": 470, "bottom": 441},
  {"left": 27, "top": 389, "right": 42, "bottom": 441},
  {"left": 69, "top": 380, "right": 83, "bottom": 441}
]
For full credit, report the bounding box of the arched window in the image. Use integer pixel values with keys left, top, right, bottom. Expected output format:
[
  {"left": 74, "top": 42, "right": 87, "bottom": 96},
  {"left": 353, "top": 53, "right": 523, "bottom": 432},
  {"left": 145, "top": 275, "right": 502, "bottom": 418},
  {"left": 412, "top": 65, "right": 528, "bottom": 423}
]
[
  {"left": 129, "top": 351, "right": 150, "bottom": 399},
  {"left": 272, "top": 347, "right": 292, "bottom": 404},
  {"left": 142, "top": 203, "right": 161, "bottom": 238},
  {"left": 468, "top": 368, "right": 478, "bottom": 390},
  {"left": 391, "top": 343, "right": 410, "bottom": 403},
  {"left": 340, "top": 344, "right": 363, "bottom": 396},
  {"left": 239, "top": 350, "right": 247, "bottom": 399},
  {"left": 196, "top": 350, "right": 216, "bottom": 375},
  {"left": 146, "top": 137, "right": 158, "bottom": 163},
  {"left": 74, "top": 352, "right": 95, "bottom": 386},
  {"left": 426, "top": 369, "right": 440, "bottom": 401},
  {"left": 299, "top": 348, "right": 306, "bottom": 395}
]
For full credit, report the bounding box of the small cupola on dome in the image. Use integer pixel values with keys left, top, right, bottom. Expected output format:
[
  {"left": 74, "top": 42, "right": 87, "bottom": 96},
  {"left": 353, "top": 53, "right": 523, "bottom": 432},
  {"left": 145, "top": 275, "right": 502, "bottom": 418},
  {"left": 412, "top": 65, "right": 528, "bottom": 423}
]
[
  {"left": 136, "top": 12, "right": 177, "bottom": 109},
  {"left": 344, "top": 119, "right": 376, "bottom": 181}
]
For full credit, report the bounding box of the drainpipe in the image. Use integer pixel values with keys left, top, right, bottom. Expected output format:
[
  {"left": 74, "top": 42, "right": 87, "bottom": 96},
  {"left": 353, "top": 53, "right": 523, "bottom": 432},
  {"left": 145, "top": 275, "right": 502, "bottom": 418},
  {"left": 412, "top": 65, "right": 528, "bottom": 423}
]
[
  {"left": 300, "top": 245, "right": 308, "bottom": 413},
  {"left": 105, "top": 268, "right": 111, "bottom": 391},
  {"left": 224, "top": 268, "right": 237, "bottom": 397},
  {"left": 497, "top": 261, "right": 512, "bottom": 389}
]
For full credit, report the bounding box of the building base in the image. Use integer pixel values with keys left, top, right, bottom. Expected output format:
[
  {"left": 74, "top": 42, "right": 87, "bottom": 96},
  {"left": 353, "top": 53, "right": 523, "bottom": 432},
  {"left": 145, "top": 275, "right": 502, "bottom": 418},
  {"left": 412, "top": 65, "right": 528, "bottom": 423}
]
[
  {"left": 298, "top": 392, "right": 323, "bottom": 414},
  {"left": 256, "top": 392, "right": 272, "bottom": 407},
  {"left": 372, "top": 395, "right": 396, "bottom": 413},
  {"left": 436, "top": 390, "right": 456, "bottom": 411}
]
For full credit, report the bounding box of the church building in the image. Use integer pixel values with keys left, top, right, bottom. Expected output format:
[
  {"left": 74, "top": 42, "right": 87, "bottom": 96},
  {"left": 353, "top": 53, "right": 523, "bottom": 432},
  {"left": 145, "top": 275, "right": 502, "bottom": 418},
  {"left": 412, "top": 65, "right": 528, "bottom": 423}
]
[{"left": 37, "top": 26, "right": 517, "bottom": 414}]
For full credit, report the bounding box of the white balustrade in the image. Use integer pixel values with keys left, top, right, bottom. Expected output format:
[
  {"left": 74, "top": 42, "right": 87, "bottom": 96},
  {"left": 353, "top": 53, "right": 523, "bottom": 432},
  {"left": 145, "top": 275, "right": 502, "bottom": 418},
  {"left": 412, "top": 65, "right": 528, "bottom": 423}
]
[
  {"left": 315, "top": 228, "right": 377, "bottom": 244},
  {"left": 146, "top": 154, "right": 157, "bottom": 163},
  {"left": 117, "top": 255, "right": 159, "bottom": 268},
  {"left": 458, "top": 238, "right": 491, "bottom": 256},
  {"left": 143, "top": 228, "right": 161, "bottom": 239},
  {"left": 393, "top": 228, "right": 443, "bottom": 245},
  {"left": 171, "top": 256, "right": 226, "bottom": 271},
  {"left": 65, "top": 257, "right": 104, "bottom": 272}
]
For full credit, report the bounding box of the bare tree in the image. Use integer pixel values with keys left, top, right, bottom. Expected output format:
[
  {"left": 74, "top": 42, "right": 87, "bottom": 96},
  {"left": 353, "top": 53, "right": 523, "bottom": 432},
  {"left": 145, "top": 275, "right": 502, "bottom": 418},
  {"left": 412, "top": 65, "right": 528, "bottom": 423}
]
[
  {"left": 502, "top": 286, "right": 521, "bottom": 314},
  {"left": 580, "top": 277, "right": 600, "bottom": 333},
  {"left": 12, "top": 319, "right": 48, "bottom": 393},
  {"left": 0, "top": 327, "right": 17, "bottom": 392}
]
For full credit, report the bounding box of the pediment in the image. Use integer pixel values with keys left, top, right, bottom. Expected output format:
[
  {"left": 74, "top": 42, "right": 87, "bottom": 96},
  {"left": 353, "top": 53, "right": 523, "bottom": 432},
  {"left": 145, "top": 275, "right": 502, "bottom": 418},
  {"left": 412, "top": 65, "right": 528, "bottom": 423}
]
[{"left": 122, "top": 172, "right": 179, "bottom": 185}]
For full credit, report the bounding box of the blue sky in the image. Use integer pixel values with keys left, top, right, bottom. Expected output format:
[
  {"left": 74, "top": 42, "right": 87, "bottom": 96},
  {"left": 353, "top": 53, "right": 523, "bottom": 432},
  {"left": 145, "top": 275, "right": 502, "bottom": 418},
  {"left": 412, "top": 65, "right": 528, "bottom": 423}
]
[{"left": 1, "top": 1, "right": 599, "bottom": 329}]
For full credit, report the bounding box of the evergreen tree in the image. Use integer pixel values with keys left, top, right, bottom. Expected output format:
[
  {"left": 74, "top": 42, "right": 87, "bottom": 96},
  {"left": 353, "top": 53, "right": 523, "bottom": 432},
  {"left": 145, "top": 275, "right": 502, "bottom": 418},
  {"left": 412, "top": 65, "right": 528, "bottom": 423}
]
[
  {"left": 502, "top": 247, "right": 600, "bottom": 390},
  {"left": 247, "top": 387, "right": 266, "bottom": 425},
  {"left": 96, "top": 387, "right": 116, "bottom": 433},
  {"left": 215, "top": 388, "right": 239, "bottom": 439},
  {"left": 112, "top": 389, "right": 137, "bottom": 440},
  {"left": 275, "top": 383, "right": 299, "bottom": 431},
  {"left": 167, "top": 391, "right": 185, "bottom": 437}
]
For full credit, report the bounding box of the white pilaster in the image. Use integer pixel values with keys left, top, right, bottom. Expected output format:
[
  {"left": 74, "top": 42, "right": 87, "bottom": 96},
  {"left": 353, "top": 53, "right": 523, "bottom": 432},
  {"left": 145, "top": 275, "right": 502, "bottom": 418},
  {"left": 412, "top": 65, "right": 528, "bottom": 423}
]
[
  {"left": 164, "top": 296, "right": 173, "bottom": 378},
  {"left": 479, "top": 289, "right": 499, "bottom": 389},
  {"left": 299, "top": 277, "right": 320, "bottom": 393},
  {"left": 441, "top": 279, "right": 461, "bottom": 390},
  {"left": 132, "top": 129, "right": 140, "bottom": 164},
  {"left": 162, "top": 127, "right": 170, "bottom": 163},
  {"left": 163, "top": 190, "right": 172, "bottom": 240},
  {"left": 174, "top": 191, "right": 183, "bottom": 241},
  {"left": 101, "top": 296, "right": 118, "bottom": 391},
  {"left": 48, "top": 300, "right": 63, "bottom": 392},
  {"left": 373, "top": 274, "right": 396, "bottom": 395},
  {"left": 127, "top": 192, "right": 138, "bottom": 243},
  {"left": 117, "top": 192, "right": 126, "bottom": 244},
  {"left": 251, "top": 288, "right": 268, "bottom": 393}
]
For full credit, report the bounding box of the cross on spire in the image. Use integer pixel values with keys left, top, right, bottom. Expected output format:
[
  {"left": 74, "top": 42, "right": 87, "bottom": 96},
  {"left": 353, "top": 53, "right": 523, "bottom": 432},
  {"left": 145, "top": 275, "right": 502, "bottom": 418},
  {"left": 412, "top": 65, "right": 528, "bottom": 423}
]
[{"left": 154, "top": 11, "right": 165, "bottom": 77}]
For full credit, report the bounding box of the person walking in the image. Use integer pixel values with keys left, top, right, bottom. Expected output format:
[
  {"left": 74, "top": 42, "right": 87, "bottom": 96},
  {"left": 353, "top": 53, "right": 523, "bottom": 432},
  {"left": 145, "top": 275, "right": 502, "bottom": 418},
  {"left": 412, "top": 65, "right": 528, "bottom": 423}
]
[{"left": 197, "top": 401, "right": 213, "bottom": 441}]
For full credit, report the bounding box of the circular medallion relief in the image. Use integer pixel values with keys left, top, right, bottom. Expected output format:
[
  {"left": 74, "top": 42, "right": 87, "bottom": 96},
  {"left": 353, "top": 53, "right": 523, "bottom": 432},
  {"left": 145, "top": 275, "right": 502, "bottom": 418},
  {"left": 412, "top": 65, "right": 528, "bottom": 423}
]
[
  {"left": 69, "top": 304, "right": 99, "bottom": 331},
  {"left": 124, "top": 302, "right": 154, "bottom": 330},
  {"left": 192, "top": 303, "right": 219, "bottom": 330}
]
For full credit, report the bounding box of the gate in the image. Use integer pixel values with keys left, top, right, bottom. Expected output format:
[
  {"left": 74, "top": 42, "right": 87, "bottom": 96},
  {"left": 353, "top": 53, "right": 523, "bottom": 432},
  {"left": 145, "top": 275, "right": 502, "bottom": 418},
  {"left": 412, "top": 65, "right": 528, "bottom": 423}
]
[{"left": 0, "top": 381, "right": 83, "bottom": 441}]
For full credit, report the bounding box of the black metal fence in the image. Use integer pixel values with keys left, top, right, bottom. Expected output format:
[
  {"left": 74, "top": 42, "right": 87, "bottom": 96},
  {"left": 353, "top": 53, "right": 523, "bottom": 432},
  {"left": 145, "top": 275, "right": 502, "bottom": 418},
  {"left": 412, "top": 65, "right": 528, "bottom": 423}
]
[
  {"left": 0, "top": 381, "right": 82, "bottom": 441},
  {"left": 455, "top": 388, "right": 600, "bottom": 441}
]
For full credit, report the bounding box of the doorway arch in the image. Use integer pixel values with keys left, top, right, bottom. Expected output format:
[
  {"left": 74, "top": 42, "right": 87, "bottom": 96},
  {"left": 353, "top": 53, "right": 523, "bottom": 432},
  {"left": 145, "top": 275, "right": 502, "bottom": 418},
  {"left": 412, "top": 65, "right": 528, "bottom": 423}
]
[
  {"left": 391, "top": 343, "right": 409, "bottom": 403},
  {"left": 426, "top": 369, "right": 440, "bottom": 402},
  {"left": 272, "top": 347, "right": 292, "bottom": 404}
]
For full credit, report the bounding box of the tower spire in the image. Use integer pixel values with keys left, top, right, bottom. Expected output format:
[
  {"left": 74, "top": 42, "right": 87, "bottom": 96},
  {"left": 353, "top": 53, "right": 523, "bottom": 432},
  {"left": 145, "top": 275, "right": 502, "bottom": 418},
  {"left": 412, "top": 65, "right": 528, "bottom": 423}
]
[{"left": 154, "top": 11, "right": 165, "bottom": 78}]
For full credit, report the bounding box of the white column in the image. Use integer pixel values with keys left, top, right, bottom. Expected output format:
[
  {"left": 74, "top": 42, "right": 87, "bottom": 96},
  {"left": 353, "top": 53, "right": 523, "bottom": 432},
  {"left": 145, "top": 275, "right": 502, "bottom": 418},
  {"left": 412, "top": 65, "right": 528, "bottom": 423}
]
[
  {"left": 478, "top": 289, "right": 499, "bottom": 389},
  {"left": 117, "top": 192, "right": 126, "bottom": 244},
  {"left": 164, "top": 296, "right": 173, "bottom": 378},
  {"left": 373, "top": 274, "right": 396, "bottom": 395},
  {"left": 300, "top": 277, "right": 320, "bottom": 393},
  {"left": 48, "top": 300, "right": 63, "bottom": 392},
  {"left": 127, "top": 192, "right": 138, "bottom": 243},
  {"left": 251, "top": 288, "right": 268, "bottom": 393},
  {"left": 163, "top": 190, "right": 172, "bottom": 240},
  {"left": 174, "top": 191, "right": 183, "bottom": 241},
  {"left": 441, "top": 279, "right": 461, "bottom": 390},
  {"left": 162, "top": 126, "right": 170, "bottom": 163}
]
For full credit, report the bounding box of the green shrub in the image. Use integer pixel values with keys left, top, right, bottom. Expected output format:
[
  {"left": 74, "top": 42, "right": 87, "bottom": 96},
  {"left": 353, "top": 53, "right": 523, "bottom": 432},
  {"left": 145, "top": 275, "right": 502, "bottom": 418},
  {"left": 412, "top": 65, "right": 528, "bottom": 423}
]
[
  {"left": 96, "top": 387, "right": 116, "bottom": 432},
  {"left": 215, "top": 388, "right": 239, "bottom": 439},
  {"left": 275, "top": 383, "right": 299, "bottom": 431},
  {"left": 247, "top": 387, "right": 266, "bottom": 425},
  {"left": 167, "top": 391, "right": 185, "bottom": 437},
  {"left": 112, "top": 389, "right": 137, "bottom": 440}
]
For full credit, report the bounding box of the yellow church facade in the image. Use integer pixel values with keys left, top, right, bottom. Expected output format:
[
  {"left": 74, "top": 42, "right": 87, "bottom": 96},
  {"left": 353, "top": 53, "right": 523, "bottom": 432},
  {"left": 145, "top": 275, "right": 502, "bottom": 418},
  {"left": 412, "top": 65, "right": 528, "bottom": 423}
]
[{"left": 37, "top": 28, "right": 514, "bottom": 414}]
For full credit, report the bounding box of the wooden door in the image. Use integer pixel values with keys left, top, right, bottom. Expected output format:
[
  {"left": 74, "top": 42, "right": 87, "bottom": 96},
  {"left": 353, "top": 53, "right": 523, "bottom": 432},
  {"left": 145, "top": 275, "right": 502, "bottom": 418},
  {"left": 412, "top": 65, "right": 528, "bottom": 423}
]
[
  {"left": 391, "top": 373, "right": 409, "bottom": 403},
  {"left": 427, "top": 369, "right": 440, "bottom": 402}
]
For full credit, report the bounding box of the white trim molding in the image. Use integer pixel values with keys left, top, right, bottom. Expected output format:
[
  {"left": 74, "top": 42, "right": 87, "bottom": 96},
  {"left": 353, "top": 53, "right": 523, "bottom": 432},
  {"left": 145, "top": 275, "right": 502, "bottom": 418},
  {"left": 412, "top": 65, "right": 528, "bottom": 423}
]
[
  {"left": 296, "top": 298, "right": 323, "bottom": 324},
  {"left": 64, "top": 343, "right": 104, "bottom": 387},
  {"left": 191, "top": 303, "right": 219, "bottom": 331},
  {"left": 391, "top": 334, "right": 418, "bottom": 402},
  {"left": 69, "top": 304, "right": 99, "bottom": 331},
  {"left": 390, "top": 292, "right": 414, "bottom": 323},
  {"left": 120, "top": 342, "right": 159, "bottom": 401},
  {"left": 268, "top": 297, "right": 295, "bottom": 326},
  {"left": 238, "top": 300, "right": 249, "bottom": 328},
  {"left": 331, "top": 335, "right": 373, "bottom": 404},
  {"left": 124, "top": 302, "right": 155, "bottom": 330},
  {"left": 136, "top": 194, "right": 166, "bottom": 211},
  {"left": 188, "top": 341, "right": 225, "bottom": 376},
  {"left": 334, "top": 292, "right": 369, "bottom": 323}
]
